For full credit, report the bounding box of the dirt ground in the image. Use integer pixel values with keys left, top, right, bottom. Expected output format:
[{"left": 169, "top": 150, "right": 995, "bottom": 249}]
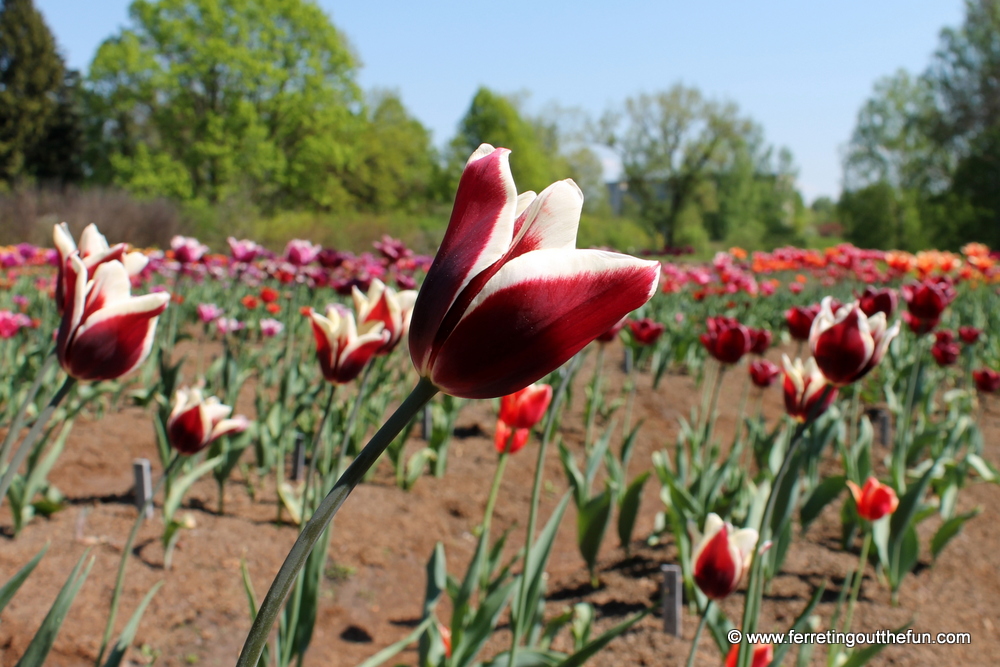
[{"left": 1, "top": 340, "right": 998, "bottom": 666}]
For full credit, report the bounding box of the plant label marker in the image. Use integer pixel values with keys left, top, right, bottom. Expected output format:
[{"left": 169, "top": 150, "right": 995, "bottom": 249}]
[
  {"left": 661, "top": 563, "right": 681, "bottom": 636},
  {"left": 623, "top": 347, "right": 634, "bottom": 374},
  {"left": 292, "top": 433, "right": 306, "bottom": 481},
  {"left": 421, "top": 404, "right": 432, "bottom": 440},
  {"left": 133, "top": 459, "right": 153, "bottom": 518}
]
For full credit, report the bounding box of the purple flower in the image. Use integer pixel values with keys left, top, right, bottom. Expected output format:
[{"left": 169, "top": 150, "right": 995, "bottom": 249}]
[
  {"left": 227, "top": 237, "right": 262, "bottom": 263},
  {"left": 284, "top": 239, "right": 321, "bottom": 267},
  {"left": 259, "top": 318, "right": 284, "bottom": 338},
  {"left": 197, "top": 303, "right": 224, "bottom": 323},
  {"left": 171, "top": 236, "right": 209, "bottom": 264}
]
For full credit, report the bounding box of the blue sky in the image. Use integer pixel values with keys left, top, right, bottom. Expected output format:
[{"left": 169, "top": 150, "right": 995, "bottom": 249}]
[{"left": 36, "top": 0, "right": 965, "bottom": 202}]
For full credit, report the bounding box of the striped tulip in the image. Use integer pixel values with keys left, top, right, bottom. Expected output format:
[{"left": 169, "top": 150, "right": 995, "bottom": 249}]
[
  {"left": 308, "top": 305, "right": 387, "bottom": 384},
  {"left": 809, "top": 297, "right": 899, "bottom": 386},
  {"left": 691, "top": 513, "right": 757, "bottom": 600},
  {"left": 57, "top": 255, "right": 169, "bottom": 381},
  {"left": 407, "top": 145, "right": 660, "bottom": 399},
  {"left": 782, "top": 355, "right": 837, "bottom": 423},
  {"left": 352, "top": 278, "right": 418, "bottom": 355},
  {"left": 167, "top": 387, "right": 249, "bottom": 455},
  {"left": 53, "top": 223, "right": 148, "bottom": 314}
]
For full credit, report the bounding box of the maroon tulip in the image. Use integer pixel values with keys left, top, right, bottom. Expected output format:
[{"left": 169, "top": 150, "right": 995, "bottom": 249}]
[
  {"left": 809, "top": 297, "right": 900, "bottom": 386},
  {"left": 782, "top": 355, "right": 837, "bottom": 422},
  {"left": 785, "top": 304, "right": 821, "bottom": 341},
  {"left": 308, "top": 306, "right": 388, "bottom": 384},
  {"left": 973, "top": 368, "right": 1000, "bottom": 393},
  {"left": 171, "top": 235, "right": 208, "bottom": 264},
  {"left": 57, "top": 255, "right": 169, "bottom": 381},
  {"left": 407, "top": 145, "right": 660, "bottom": 399},
  {"left": 902, "top": 277, "right": 956, "bottom": 326},
  {"left": 748, "top": 359, "right": 781, "bottom": 388},
  {"left": 629, "top": 317, "right": 665, "bottom": 346},
  {"left": 930, "top": 331, "right": 960, "bottom": 366},
  {"left": 691, "top": 514, "right": 757, "bottom": 600},
  {"left": 857, "top": 286, "right": 897, "bottom": 318},
  {"left": 748, "top": 328, "right": 772, "bottom": 355},
  {"left": 596, "top": 316, "right": 627, "bottom": 343},
  {"left": 958, "top": 326, "right": 982, "bottom": 345},
  {"left": 902, "top": 311, "right": 939, "bottom": 335},
  {"left": 167, "top": 387, "right": 249, "bottom": 455},
  {"left": 700, "top": 316, "right": 752, "bottom": 364}
]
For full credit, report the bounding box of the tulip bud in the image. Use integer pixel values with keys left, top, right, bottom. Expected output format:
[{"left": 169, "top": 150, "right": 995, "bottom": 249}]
[
  {"left": 846, "top": 477, "right": 899, "bottom": 522},
  {"left": 748, "top": 359, "right": 781, "bottom": 388},
  {"left": 857, "top": 286, "right": 897, "bottom": 318},
  {"left": 958, "top": 326, "right": 982, "bottom": 345},
  {"left": 725, "top": 642, "right": 773, "bottom": 667},
  {"left": 308, "top": 306, "right": 387, "bottom": 384},
  {"left": 809, "top": 297, "right": 899, "bottom": 386},
  {"left": 167, "top": 387, "right": 249, "bottom": 455},
  {"left": 785, "top": 304, "right": 821, "bottom": 341},
  {"left": 494, "top": 383, "right": 552, "bottom": 454},
  {"left": 973, "top": 368, "right": 1000, "bottom": 393},
  {"left": 171, "top": 236, "right": 208, "bottom": 264},
  {"left": 690, "top": 513, "right": 757, "bottom": 600},
  {"left": 700, "top": 316, "right": 752, "bottom": 364},
  {"left": 352, "top": 278, "right": 418, "bottom": 355},
  {"left": 782, "top": 355, "right": 837, "bottom": 423}
]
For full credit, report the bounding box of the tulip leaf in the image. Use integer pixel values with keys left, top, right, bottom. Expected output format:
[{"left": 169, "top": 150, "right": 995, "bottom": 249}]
[
  {"left": 931, "top": 508, "right": 981, "bottom": 560},
  {"left": 102, "top": 581, "right": 164, "bottom": 667},
  {"left": 356, "top": 616, "right": 433, "bottom": 667},
  {"left": 452, "top": 580, "right": 516, "bottom": 667},
  {"left": 769, "top": 581, "right": 827, "bottom": 666},
  {"left": 617, "top": 471, "right": 650, "bottom": 551},
  {"left": 163, "top": 455, "right": 223, "bottom": 521},
  {"left": 552, "top": 606, "right": 651, "bottom": 667},
  {"left": 966, "top": 453, "right": 998, "bottom": 482},
  {"left": 577, "top": 486, "right": 614, "bottom": 580},
  {"left": 0, "top": 544, "right": 48, "bottom": 613},
  {"left": 799, "top": 474, "right": 845, "bottom": 533},
  {"left": 513, "top": 492, "right": 571, "bottom": 638},
  {"left": 16, "top": 549, "right": 93, "bottom": 667},
  {"left": 837, "top": 623, "right": 911, "bottom": 667}
]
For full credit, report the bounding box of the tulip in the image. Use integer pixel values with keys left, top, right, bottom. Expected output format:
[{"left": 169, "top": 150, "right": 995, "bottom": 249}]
[
  {"left": 227, "top": 237, "right": 262, "bottom": 263},
  {"left": 284, "top": 239, "right": 321, "bottom": 267},
  {"left": 973, "top": 368, "right": 1000, "bottom": 393},
  {"left": 785, "top": 304, "right": 821, "bottom": 341},
  {"left": 171, "top": 235, "right": 208, "bottom": 264},
  {"left": 748, "top": 359, "right": 781, "bottom": 388},
  {"left": 0, "top": 310, "right": 31, "bottom": 339},
  {"left": 216, "top": 317, "right": 245, "bottom": 335},
  {"left": 259, "top": 318, "right": 284, "bottom": 338},
  {"left": 260, "top": 287, "right": 280, "bottom": 303},
  {"left": 308, "top": 305, "right": 388, "bottom": 384},
  {"left": 595, "top": 316, "right": 627, "bottom": 343},
  {"left": 407, "top": 145, "right": 660, "bottom": 399},
  {"left": 57, "top": 256, "right": 169, "bottom": 381},
  {"left": 197, "top": 303, "right": 223, "bottom": 323},
  {"left": 352, "top": 278, "right": 418, "bottom": 355},
  {"left": 809, "top": 297, "right": 900, "bottom": 386},
  {"left": 700, "top": 316, "right": 752, "bottom": 364},
  {"left": 847, "top": 477, "right": 899, "bottom": 522},
  {"left": 690, "top": 513, "right": 757, "bottom": 600},
  {"left": 782, "top": 355, "right": 837, "bottom": 422},
  {"left": 748, "top": 327, "right": 771, "bottom": 355},
  {"left": 857, "top": 286, "right": 897, "bottom": 318},
  {"left": 628, "top": 317, "right": 665, "bottom": 346},
  {"left": 725, "top": 642, "right": 773, "bottom": 667},
  {"left": 901, "top": 277, "right": 956, "bottom": 334},
  {"left": 958, "top": 326, "right": 982, "bottom": 345},
  {"left": 931, "top": 330, "right": 960, "bottom": 366},
  {"left": 167, "top": 386, "right": 249, "bottom": 455},
  {"left": 53, "top": 223, "right": 148, "bottom": 314},
  {"left": 494, "top": 383, "right": 553, "bottom": 454}
]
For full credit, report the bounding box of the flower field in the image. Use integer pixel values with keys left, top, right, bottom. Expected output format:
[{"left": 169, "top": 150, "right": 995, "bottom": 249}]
[{"left": 1, "top": 147, "right": 1000, "bottom": 666}]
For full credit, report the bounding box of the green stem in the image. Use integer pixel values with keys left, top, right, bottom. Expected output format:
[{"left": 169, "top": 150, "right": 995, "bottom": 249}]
[
  {"left": 703, "top": 363, "right": 726, "bottom": 445},
  {"left": 842, "top": 531, "right": 871, "bottom": 636},
  {"left": 585, "top": 345, "right": 606, "bottom": 450},
  {"left": 95, "top": 454, "right": 183, "bottom": 667},
  {"left": 622, "top": 349, "right": 638, "bottom": 438},
  {"left": 304, "top": 383, "right": 338, "bottom": 518},
  {"left": 848, "top": 384, "right": 861, "bottom": 449},
  {"left": 732, "top": 369, "right": 751, "bottom": 446},
  {"left": 335, "top": 360, "right": 375, "bottom": 480},
  {"left": 478, "top": 451, "right": 510, "bottom": 591},
  {"left": 685, "top": 600, "right": 712, "bottom": 667},
  {"left": 894, "top": 337, "right": 926, "bottom": 490},
  {"left": 0, "top": 350, "right": 56, "bottom": 475},
  {"left": 236, "top": 378, "right": 438, "bottom": 667},
  {"left": 0, "top": 375, "right": 75, "bottom": 508},
  {"left": 508, "top": 353, "right": 580, "bottom": 667}
]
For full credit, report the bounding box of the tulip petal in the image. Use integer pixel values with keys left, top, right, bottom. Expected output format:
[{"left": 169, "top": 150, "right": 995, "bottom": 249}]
[
  {"left": 693, "top": 523, "right": 740, "bottom": 599},
  {"left": 168, "top": 405, "right": 208, "bottom": 455},
  {"left": 429, "top": 249, "right": 659, "bottom": 398},
  {"left": 408, "top": 145, "right": 517, "bottom": 372},
  {"left": 63, "top": 295, "right": 168, "bottom": 381},
  {"left": 508, "top": 180, "right": 583, "bottom": 259}
]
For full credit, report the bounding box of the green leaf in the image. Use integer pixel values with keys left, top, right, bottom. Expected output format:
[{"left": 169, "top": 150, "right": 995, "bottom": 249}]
[
  {"left": 799, "top": 475, "right": 845, "bottom": 533},
  {"left": 553, "top": 607, "right": 651, "bottom": 667},
  {"left": 769, "top": 582, "right": 826, "bottom": 666},
  {"left": 102, "top": 581, "right": 164, "bottom": 667},
  {"left": 838, "top": 623, "right": 912, "bottom": 667},
  {"left": 356, "top": 617, "right": 433, "bottom": 667},
  {"left": 617, "top": 471, "right": 650, "bottom": 551},
  {"left": 577, "top": 487, "right": 614, "bottom": 577},
  {"left": 514, "top": 493, "right": 572, "bottom": 638},
  {"left": 931, "top": 508, "right": 981, "bottom": 560},
  {"left": 163, "top": 455, "right": 223, "bottom": 521},
  {"left": 16, "top": 550, "right": 94, "bottom": 667},
  {"left": 0, "top": 544, "right": 48, "bottom": 613}
]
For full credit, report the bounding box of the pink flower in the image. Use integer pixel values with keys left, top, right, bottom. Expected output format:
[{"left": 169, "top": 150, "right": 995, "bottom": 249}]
[
  {"left": 215, "top": 317, "right": 245, "bottom": 335},
  {"left": 284, "top": 239, "right": 321, "bottom": 267},
  {"left": 227, "top": 237, "right": 262, "bottom": 263},
  {"left": 259, "top": 318, "right": 284, "bottom": 338},
  {"left": 407, "top": 145, "right": 659, "bottom": 399},
  {"left": 197, "top": 303, "right": 224, "bottom": 323},
  {"left": 170, "top": 235, "right": 209, "bottom": 264},
  {"left": 57, "top": 256, "right": 169, "bottom": 381},
  {"left": 0, "top": 310, "right": 31, "bottom": 339},
  {"left": 167, "top": 387, "right": 249, "bottom": 455}
]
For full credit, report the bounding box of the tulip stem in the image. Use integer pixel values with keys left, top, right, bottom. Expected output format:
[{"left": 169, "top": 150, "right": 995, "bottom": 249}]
[
  {"left": 0, "top": 349, "right": 56, "bottom": 480},
  {"left": 304, "top": 382, "right": 338, "bottom": 517},
  {"left": 703, "top": 363, "right": 726, "bottom": 445},
  {"left": 336, "top": 360, "right": 375, "bottom": 479},
  {"left": 95, "top": 454, "right": 182, "bottom": 667},
  {"left": 236, "top": 377, "right": 438, "bottom": 667},
  {"left": 841, "top": 530, "right": 871, "bottom": 638},
  {"left": 0, "top": 374, "right": 75, "bottom": 510},
  {"left": 584, "top": 345, "right": 606, "bottom": 449},
  {"left": 509, "top": 353, "right": 580, "bottom": 667},
  {"left": 477, "top": 450, "right": 510, "bottom": 591},
  {"left": 685, "top": 599, "right": 712, "bottom": 667},
  {"left": 894, "top": 337, "right": 926, "bottom": 490},
  {"left": 735, "top": 385, "right": 834, "bottom": 667}
]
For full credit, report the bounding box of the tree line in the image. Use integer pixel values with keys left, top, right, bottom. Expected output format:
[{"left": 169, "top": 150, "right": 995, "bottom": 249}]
[{"left": 1, "top": 0, "right": 996, "bottom": 251}]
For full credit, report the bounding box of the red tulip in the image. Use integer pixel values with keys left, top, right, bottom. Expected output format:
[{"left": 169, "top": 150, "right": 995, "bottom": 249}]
[
  {"left": 628, "top": 317, "right": 665, "bottom": 346},
  {"left": 494, "top": 383, "right": 552, "bottom": 454},
  {"left": 809, "top": 297, "right": 900, "bottom": 386},
  {"left": 353, "top": 278, "right": 418, "bottom": 355},
  {"left": 973, "top": 368, "right": 1000, "bottom": 393},
  {"left": 407, "top": 145, "right": 660, "bottom": 399},
  {"left": 785, "top": 304, "right": 821, "bottom": 341},
  {"left": 847, "top": 477, "right": 899, "bottom": 522},
  {"left": 902, "top": 277, "right": 956, "bottom": 331},
  {"left": 700, "top": 316, "right": 752, "bottom": 364},
  {"left": 53, "top": 223, "right": 148, "bottom": 315},
  {"left": 749, "top": 359, "right": 781, "bottom": 388},
  {"left": 725, "top": 642, "right": 773, "bottom": 667},
  {"left": 57, "top": 255, "right": 169, "bottom": 381},
  {"left": 260, "top": 287, "right": 280, "bottom": 303},
  {"left": 748, "top": 328, "right": 772, "bottom": 355},
  {"left": 902, "top": 310, "right": 939, "bottom": 335},
  {"left": 782, "top": 355, "right": 837, "bottom": 422},
  {"left": 857, "top": 286, "right": 897, "bottom": 318},
  {"left": 167, "top": 387, "right": 249, "bottom": 455},
  {"left": 931, "top": 330, "right": 960, "bottom": 366},
  {"left": 958, "top": 326, "right": 982, "bottom": 345},
  {"left": 691, "top": 513, "right": 757, "bottom": 600},
  {"left": 307, "top": 306, "right": 388, "bottom": 383},
  {"left": 595, "top": 315, "right": 627, "bottom": 343}
]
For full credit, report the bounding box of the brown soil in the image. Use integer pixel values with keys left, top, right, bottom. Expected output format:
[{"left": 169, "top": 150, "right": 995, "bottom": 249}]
[{"left": 1, "top": 341, "right": 998, "bottom": 667}]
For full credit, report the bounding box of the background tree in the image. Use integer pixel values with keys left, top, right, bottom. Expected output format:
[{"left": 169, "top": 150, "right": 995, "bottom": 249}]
[{"left": 0, "top": 0, "right": 68, "bottom": 185}]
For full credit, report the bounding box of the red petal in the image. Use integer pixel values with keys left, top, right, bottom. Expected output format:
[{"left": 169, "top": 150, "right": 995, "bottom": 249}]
[
  {"left": 62, "top": 305, "right": 165, "bottom": 381},
  {"left": 693, "top": 525, "right": 739, "bottom": 599},
  {"left": 168, "top": 405, "right": 208, "bottom": 454}
]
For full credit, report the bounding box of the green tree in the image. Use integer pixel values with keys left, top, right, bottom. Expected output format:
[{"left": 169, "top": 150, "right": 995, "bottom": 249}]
[
  {"left": 597, "top": 85, "right": 754, "bottom": 248},
  {"left": 0, "top": 0, "right": 65, "bottom": 184},
  {"left": 86, "top": 0, "right": 363, "bottom": 209},
  {"left": 838, "top": 182, "right": 924, "bottom": 251}
]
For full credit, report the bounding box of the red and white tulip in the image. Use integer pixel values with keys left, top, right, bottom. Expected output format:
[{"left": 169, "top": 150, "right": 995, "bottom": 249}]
[
  {"left": 809, "top": 297, "right": 899, "bottom": 386},
  {"left": 54, "top": 223, "right": 148, "bottom": 314},
  {"left": 167, "top": 386, "right": 249, "bottom": 455},
  {"left": 308, "top": 305, "right": 388, "bottom": 384},
  {"left": 782, "top": 355, "right": 837, "bottom": 423},
  {"left": 407, "top": 145, "right": 660, "bottom": 399},
  {"left": 690, "top": 513, "right": 758, "bottom": 600},
  {"left": 352, "top": 278, "right": 418, "bottom": 355}
]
